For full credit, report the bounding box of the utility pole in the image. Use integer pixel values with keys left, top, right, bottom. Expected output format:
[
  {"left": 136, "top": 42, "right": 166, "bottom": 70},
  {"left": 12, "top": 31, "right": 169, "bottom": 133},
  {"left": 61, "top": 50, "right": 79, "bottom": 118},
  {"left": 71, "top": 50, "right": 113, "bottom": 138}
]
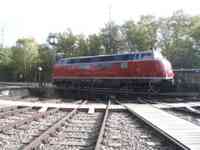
[
  {"left": 109, "top": 5, "right": 112, "bottom": 24},
  {"left": 108, "top": 5, "right": 112, "bottom": 53},
  {"left": 0, "top": 27, "right": 4, "bottom": 48}
]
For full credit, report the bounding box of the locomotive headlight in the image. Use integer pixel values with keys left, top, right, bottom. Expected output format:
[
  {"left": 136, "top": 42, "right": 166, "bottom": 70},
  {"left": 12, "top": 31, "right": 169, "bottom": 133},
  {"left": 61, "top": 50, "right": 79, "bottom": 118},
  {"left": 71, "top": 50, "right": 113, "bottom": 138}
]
[{"left": 38, "top": 66, "right": 43, "bottom": 72}]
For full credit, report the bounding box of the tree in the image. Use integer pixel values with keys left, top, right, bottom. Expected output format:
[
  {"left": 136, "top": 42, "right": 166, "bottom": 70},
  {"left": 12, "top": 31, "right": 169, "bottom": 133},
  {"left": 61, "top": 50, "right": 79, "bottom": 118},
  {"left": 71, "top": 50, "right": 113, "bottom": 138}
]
[
  {"left": 101, "top": 21, "right": 128, "bottom": 54},
  {"left": 122, "top": 15, "right": 158, "bottom": 51},
  {"left": 38, "top": 44, "right": 55, "bottom": 81},
  {"left": 158, "top": 10, "right": 199, "bottom": 68},
  {"left": 0, "top": 48, "right": 13, "bottom": 81},
  {"left": 75, "top": 35, "right": 89, "bottom": 56},
  {"left": 49, "top": 29, "right": 77, "bottom": 57},
  {"left": 0, "top": 48, "right": 12, "bottom": 66},
  {"left": 88, "top": 34, "right": 103, "bottom": 55},
  {"left": 191, "top": 16, "right": 200, "bottom": 50},
  {"left": 11, "top": 38, "right": 39, "bottom": 81}
]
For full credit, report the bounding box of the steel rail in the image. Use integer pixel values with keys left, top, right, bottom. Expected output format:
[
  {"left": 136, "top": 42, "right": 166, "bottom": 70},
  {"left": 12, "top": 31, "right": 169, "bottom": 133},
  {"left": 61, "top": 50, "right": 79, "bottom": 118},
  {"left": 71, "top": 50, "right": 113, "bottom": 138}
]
[
  {"left": 0, "top": 106, "right": 17, "bottom": 112},
  {"left": 1, "top": 100, "right": 83, "bottom": 133},
  {"left": 0, "top": 108, "right": 59, "bottom": 133},
  {"left": 94, "top": 100, "right": 110, "bottom": 150},
  {"left": 56, "top": 87, "right": 199, "bottom": 97},
  {"left": 134, "top": 97, "right": 200, "bottom": 116},
  {"left": 0, "top": 107, "right": 32, "bottom": 118},
  {"left": 178, "top": 106, "right": 200, "bottom": 115},
  {"left": 21, "top": 100, "right": 87, "bottom": 150},
  {"left": 116, "top": 100, "right": 191, "bottom": 150}
]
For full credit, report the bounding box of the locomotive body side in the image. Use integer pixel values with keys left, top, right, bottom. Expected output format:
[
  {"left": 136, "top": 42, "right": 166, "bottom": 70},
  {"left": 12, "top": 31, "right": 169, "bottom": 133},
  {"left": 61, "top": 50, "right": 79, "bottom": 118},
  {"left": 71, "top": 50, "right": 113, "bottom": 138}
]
[{"left": 52, "top": 51, "right": 174, "bottom": 91}]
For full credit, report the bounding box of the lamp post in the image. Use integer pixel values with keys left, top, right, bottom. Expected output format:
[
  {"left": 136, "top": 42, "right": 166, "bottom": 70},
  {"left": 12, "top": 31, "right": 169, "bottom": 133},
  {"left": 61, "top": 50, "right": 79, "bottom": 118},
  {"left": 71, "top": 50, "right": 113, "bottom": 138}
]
[
  {"left": 38, "top": 66, "right": 43, "bottom": 87},
  {"left": 48, "top": 33, "right": 58, "bottom": 46}
]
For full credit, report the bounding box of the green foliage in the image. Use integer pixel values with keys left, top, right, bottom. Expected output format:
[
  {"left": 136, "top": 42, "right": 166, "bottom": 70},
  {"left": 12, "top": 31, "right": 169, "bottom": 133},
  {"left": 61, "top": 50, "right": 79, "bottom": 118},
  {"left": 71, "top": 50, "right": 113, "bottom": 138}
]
[
  {"left": 49, "top": 29, "right": 77, "bottom": 57},
  {"left": 75, "top": 35, "right": 89, "bottom": 56},
  {"left": 88, "top": 34, "right": 103, "bottom": 55},
  {"left": 0, "top": 48, "right": 13, "bottom": 81},
  {"left": 101, "top": 22, "right": 128, "bottom": 54},
  {"left": 123, "top": 16, "right": 158, "bottom": 51},
  {"left": 38, "top": 44, "right": 55, "bottom": 81},
  {"left": 0, "top": 48, "right": 12, "bottom": 66},
  {"left": 158, "top": 10, "right": 200, "bottom": 68},
  {"left": 10, "top": 38, "right": 39, "bottom": 81}
]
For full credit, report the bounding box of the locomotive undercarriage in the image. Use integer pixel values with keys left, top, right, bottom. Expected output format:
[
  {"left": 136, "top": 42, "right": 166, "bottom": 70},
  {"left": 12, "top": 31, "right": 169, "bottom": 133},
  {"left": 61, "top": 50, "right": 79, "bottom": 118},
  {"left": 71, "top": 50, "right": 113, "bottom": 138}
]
[{"left": 53, "top": 78, "right": 174, "bottom": 93}]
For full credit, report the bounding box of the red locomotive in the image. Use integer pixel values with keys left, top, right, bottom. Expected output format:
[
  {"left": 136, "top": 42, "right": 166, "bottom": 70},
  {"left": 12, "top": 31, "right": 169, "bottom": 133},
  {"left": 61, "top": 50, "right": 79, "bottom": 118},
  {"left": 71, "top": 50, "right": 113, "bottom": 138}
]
[{"left": 52, "top": 50, "right": 174, "bottom": 92}]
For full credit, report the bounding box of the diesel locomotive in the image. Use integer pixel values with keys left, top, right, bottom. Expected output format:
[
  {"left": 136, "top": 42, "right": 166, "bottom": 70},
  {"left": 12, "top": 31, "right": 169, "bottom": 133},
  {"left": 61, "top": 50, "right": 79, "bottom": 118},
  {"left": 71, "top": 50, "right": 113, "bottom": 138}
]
[{"left": 52, "top": 50, "right": 174, "bottom": 92}]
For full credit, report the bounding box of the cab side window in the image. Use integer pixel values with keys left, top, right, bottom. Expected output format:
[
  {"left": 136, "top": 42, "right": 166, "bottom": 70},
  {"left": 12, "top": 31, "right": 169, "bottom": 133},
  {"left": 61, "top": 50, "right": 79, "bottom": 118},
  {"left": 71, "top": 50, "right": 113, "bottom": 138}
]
[
  {"left": 58, "top": 59, "right": 65, "bottom": 64},
  {"left": 135, "top": 54, "right": 139, "bottom": 60},
  {"left": 141, "top": 53, "right": 152, "bottom": 59}
]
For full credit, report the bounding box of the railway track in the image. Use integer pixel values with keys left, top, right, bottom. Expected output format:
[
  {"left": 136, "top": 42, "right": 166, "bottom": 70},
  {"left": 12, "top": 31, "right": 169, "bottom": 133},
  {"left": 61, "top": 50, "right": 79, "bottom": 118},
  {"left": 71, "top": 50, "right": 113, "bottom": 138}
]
[
  {"left": 0, "top": 107, "right": 66, "bottom": 149},
  {"left": 0, "top": 100, "right": 111, "bottom": 150},
  {"left": 143, "top": 97, "right": 200, "bottom": 128},
  {"left": 55, "top": 87, "right": 200, "bottom": 98},
  {"left": 163, "top": 107, "right": 200, "bottom": 127},
  {"left": 0, "top": 96, "right": 200, "bottom": 149},
  {"left": 118, "top": 99, "right": 200, "bottom": 150},
  {"left": 0, "top": 95, "right": 65, "bottom": 103}
]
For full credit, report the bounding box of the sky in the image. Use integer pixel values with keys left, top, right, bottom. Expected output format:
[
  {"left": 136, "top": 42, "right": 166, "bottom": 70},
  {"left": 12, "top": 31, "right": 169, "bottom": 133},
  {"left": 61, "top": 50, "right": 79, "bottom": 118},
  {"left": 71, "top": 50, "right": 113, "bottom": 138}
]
[{"left": 0, "top": 0, "right": 200, "bottom": 46}]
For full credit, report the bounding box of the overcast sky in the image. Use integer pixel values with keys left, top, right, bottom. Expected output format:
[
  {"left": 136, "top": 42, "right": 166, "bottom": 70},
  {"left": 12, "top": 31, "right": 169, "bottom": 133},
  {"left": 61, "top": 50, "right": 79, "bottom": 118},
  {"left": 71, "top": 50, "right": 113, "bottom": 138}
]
[{"left": 0, "top": 0, "right": 200, "bottom": 46}]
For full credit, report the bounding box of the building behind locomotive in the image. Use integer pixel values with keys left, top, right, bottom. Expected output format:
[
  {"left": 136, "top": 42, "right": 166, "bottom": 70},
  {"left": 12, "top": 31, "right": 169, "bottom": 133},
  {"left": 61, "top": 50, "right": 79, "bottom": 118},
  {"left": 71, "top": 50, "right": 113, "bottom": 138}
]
[{"left": 52, "top": 50, "right": 174, "bottom": 90}]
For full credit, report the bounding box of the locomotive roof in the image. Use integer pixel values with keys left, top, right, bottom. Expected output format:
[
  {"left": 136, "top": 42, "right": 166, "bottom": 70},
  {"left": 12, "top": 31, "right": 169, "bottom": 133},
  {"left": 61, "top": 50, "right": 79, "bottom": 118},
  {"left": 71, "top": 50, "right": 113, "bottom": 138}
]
[
  {"left": 56, "top": 50, "right": 162, "bottom": 64},
  {"left": 61, "top": 50, "right": 154, "bottom": 60}
]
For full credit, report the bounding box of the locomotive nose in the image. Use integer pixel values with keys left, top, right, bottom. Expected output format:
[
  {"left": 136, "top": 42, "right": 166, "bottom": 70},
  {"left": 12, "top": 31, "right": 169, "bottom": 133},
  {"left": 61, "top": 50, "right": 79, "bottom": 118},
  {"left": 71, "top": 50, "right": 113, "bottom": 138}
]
[{"left": 162, "top": 58, "right": 174, "bottom": 78}]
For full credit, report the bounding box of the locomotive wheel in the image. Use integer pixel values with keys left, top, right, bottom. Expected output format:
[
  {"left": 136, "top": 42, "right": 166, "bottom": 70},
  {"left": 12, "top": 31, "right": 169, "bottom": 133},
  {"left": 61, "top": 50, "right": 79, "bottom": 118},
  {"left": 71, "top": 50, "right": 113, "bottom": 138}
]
[
  {"left": 160, "top": 80, "right": 175, "bottom": 92},
  {"left": 148, "top": 82, "right": 160, "bottom": 93}
]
